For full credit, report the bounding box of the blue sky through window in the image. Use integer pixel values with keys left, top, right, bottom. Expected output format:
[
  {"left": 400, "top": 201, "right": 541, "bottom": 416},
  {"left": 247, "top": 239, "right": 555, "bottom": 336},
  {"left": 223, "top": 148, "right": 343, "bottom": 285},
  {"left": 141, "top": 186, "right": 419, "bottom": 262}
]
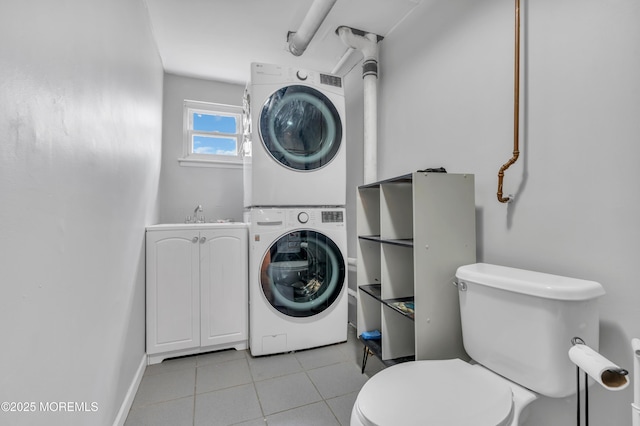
[
  {"left": 193, "top": 112, "right": 236, "bottom": 133},
  {"left": 193, "top": 135, "right": 236, "bottom": 155}
]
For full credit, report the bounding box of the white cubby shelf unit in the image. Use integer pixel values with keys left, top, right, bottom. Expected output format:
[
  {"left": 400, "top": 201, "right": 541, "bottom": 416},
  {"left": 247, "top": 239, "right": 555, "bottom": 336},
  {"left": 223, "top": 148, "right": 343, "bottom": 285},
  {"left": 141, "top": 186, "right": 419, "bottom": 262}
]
[{"left": 356, "top": 172, "right": 476, "bottom": 366}]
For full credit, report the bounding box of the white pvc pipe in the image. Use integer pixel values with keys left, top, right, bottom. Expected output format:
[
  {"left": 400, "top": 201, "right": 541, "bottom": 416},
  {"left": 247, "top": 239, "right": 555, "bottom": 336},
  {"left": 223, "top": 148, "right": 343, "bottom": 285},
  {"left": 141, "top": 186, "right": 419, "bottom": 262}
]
[
  {"left": 337, "top": 27, "right": 380, "bottom": 184},
  {"left": 331, "top": 47, "right": 356, "bottom": 75},
  {"left": 288, "top": 0, "right": 337, "bottom": 56},
  {"left": 363, "top": 73, "right": 378, "bottom": 184},
  {"left": 633, "top": 338, "right": 640, "bottom": 426}
]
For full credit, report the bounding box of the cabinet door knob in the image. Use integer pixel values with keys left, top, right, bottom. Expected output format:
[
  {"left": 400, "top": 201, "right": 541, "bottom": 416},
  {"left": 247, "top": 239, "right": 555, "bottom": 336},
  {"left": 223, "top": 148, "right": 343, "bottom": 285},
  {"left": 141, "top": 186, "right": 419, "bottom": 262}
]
[
  {"left": 192, "top": 236, "right": 199, "bottom": 243},
  {"left": 200, "top": 237, "right": 207, "bottom": 244}
]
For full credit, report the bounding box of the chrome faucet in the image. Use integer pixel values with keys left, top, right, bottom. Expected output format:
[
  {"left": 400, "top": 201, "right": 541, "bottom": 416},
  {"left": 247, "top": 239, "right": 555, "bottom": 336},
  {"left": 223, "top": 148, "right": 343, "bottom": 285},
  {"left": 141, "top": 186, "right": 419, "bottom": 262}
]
[
  {"left": 184, "top": 205, "right": 205, "bottom": 223},
  {"left": 194, "top": 205, "right": 203, "bottom": 223}
]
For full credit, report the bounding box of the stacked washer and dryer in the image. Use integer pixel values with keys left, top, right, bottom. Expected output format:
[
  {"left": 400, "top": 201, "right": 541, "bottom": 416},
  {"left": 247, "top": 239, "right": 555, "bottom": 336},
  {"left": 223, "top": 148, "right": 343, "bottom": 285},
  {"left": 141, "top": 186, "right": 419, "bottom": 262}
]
[{"left": 243, "top": 63, "right": 348, "bottom": 356}]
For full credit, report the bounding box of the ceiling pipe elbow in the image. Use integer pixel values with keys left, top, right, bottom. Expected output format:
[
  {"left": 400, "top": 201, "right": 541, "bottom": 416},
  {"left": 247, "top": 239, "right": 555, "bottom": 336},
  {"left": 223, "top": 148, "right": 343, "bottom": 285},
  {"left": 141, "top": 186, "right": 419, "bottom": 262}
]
[
  {"left": 336, "top": 26, "right": 379, "bottom": 63},
  {"left": 288, "top": 0, "right": 337, "bottom": 56}
]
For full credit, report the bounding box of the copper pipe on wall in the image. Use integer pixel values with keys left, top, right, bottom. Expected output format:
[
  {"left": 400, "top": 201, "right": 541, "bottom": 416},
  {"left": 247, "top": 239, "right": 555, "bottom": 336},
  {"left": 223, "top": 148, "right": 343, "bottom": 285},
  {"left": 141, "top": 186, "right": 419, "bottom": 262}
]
[{"left": 497, "top": 0, "right": 521, "bottom": 203}]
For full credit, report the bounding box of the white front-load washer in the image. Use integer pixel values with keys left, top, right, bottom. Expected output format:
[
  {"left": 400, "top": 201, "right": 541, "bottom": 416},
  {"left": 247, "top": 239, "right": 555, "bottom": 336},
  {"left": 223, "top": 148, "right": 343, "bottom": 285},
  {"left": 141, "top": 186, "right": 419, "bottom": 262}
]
[
  {"left": 243, "top": 62, "right": 346, "bottom": 208},
  {"left": 248, "top": 207, "right": 348, "bottom": 356}
]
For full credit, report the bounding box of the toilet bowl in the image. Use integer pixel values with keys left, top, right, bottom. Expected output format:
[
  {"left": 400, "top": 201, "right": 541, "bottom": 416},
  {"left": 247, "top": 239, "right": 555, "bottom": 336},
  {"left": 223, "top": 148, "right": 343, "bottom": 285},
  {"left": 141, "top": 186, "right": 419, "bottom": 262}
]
[
  {"left": 350, "top": 263, "right": 605, "bottom": 426},
  {"left": 350, "top": 359, "right": 537, "bottom": 426}
]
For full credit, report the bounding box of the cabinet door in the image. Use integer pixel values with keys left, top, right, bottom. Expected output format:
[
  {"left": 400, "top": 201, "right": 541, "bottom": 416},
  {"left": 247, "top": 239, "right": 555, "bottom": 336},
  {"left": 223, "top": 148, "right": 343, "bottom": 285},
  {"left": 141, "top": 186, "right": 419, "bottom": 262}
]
[
  {"left": 146, "top": 231, "right": 200, "bottom": 354},
  {"left": 200, "top": 228, "right": 248, "bottom": 348}
]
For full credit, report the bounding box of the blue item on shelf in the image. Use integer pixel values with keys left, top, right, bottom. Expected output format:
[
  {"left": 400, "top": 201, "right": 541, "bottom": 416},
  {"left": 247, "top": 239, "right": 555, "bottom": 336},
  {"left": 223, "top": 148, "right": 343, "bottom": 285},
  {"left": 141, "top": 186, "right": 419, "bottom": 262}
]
[{"left": 361, "top": 330, "right": 381, "bottom": 340}]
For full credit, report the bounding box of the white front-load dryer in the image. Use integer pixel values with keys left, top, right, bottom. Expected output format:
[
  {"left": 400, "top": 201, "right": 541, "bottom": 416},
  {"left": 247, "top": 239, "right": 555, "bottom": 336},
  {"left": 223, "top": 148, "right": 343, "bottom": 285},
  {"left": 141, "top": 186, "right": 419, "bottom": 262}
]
[
  {"left": 248, "top": 207, "right": 348, "bottom": 356},
  {"left": 243, "top": 62, "right": 346, "bottom": 207}
]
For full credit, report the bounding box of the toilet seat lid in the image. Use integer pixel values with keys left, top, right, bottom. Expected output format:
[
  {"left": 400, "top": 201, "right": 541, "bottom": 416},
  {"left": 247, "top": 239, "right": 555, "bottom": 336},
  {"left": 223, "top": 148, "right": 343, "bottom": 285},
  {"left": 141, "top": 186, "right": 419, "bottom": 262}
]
[{"left": 355, "top": 359, "right": 514, "bottom": 426}]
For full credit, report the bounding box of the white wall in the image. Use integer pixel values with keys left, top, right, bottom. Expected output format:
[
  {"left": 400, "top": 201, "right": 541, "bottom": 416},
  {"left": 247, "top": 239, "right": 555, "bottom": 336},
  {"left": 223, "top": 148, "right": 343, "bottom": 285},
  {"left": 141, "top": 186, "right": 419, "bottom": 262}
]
[
  {"left": 343, "top": 0, "right": 639, "bottom": 424},
  {"left": 0, "top": 1, "right": 163, "bottom": 425},
  {"left": 158, "top": 73, "right": 245, "bottom": 224}
]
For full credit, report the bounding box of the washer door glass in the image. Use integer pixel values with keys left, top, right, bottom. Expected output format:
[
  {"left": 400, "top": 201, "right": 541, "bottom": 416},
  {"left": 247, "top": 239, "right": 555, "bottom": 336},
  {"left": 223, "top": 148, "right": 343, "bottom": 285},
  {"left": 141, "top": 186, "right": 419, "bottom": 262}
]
[
  {"left": 259, "top": 85, "right": 342, "bottom": 171},
  {"left": 260, "top": 230, "right": 345, "bottom": 317}
]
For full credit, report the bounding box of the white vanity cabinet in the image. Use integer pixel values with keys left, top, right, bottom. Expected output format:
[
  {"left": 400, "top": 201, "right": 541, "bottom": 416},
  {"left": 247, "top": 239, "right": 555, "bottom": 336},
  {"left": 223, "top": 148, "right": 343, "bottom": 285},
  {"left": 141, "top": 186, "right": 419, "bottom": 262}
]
[{"left": 145, "top": 223, "right": 248, "bottom": 364}]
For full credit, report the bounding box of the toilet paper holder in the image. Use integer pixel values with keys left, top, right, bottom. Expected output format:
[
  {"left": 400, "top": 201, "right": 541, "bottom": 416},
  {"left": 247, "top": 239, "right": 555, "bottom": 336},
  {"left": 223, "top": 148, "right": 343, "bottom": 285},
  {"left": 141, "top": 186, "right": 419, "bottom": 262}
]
[
  {"left": 570, "top": 336, "right": 629, "bottom": 426},
  {"left": 571, "top": 337, "right": 629, "bottom": 378}
]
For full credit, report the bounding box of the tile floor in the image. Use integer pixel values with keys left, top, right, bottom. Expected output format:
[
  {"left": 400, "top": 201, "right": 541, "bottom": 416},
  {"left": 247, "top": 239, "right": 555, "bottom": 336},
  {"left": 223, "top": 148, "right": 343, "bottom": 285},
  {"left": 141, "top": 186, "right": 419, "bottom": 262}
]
[{"left": 124, "top": 326, "right": 386, "bottom": 426}]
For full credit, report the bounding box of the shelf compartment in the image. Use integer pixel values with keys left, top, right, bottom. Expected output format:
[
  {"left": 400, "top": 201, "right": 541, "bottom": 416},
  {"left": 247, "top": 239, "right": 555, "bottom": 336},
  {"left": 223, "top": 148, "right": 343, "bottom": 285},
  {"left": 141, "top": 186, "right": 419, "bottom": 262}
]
[
  {"left": 384, "top": 297, "right": 415, "bottom": 320},
  {"left": 358, "top": 235, "right": 413, "bottom": 247},
  {"left": 381, "top": 243, "right": 414, "bottom": 300},
  {"left": 359, "top": 285, "right": 415, "bottom": 321},
  {"left": 382, "top": 306, "right": 415, "bottom": 360},
  {"left": 357, "top": 238, "right": 381, "bottom": 288},
  {"left": 357, "top": 285, "right": 381, "bottom": 344},
  {"left": 360, "top": 337, "right": 414, "bottom": 369},
  {"left": 357, "top": 187, "right": 380, "bottom": 236},
  {"left": 380, "top": 182, "right": 413, "bottom": 240},
  {"left": 360, "top": 284, "right": 382, "bottom": 300}
]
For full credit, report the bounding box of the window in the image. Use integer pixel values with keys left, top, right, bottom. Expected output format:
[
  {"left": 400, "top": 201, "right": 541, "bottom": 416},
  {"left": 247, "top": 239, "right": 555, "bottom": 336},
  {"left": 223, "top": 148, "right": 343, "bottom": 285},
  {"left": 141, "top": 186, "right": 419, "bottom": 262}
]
[{"left": 180, "top": 100, "right": 243, "bottom": 167}]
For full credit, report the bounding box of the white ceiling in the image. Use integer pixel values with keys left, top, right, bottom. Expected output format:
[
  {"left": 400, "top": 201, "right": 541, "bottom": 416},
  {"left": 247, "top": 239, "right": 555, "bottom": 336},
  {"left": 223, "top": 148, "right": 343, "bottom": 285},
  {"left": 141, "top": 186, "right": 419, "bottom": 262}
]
[{"left": 143, "top": 0, "right": 422, "bottom": 84}]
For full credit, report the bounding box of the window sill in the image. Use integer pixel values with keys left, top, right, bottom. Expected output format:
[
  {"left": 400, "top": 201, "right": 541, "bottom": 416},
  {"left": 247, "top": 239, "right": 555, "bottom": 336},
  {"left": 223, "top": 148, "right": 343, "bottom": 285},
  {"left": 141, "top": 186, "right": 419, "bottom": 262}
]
[{"left": 178, "top": 157, "right": 243, "bottom": 169}]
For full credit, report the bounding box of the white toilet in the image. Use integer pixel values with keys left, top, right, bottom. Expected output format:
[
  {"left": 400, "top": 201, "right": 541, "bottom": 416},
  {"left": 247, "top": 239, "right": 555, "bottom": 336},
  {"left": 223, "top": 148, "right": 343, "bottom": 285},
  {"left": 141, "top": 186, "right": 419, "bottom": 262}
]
[{"left": 351, "top": 263, "right": 606, "bottom": 426}]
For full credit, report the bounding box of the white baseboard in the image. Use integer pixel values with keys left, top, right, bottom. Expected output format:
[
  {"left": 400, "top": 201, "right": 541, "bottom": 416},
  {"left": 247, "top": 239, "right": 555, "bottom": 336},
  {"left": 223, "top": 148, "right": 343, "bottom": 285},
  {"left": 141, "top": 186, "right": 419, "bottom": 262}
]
[{"left": 112, "top": 353, "right": 146, "bottom": 426}]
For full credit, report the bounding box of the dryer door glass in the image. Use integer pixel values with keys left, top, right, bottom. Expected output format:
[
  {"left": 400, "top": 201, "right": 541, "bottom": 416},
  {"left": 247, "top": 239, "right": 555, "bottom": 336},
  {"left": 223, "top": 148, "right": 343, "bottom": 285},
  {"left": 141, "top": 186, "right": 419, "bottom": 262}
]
[
  {"left": 260, "top": 230, "right": 345, "bottom": 317},
  {"left": 259, "top": 85, "right": 342, "bottom": 171}
]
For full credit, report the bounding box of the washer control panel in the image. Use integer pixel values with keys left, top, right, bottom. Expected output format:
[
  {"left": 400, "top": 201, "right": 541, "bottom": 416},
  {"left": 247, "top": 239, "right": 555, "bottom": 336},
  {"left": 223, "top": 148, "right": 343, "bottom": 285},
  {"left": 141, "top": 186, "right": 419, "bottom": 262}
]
[{"left": 286, "top": 208, "right": 345, "bottom": 227}]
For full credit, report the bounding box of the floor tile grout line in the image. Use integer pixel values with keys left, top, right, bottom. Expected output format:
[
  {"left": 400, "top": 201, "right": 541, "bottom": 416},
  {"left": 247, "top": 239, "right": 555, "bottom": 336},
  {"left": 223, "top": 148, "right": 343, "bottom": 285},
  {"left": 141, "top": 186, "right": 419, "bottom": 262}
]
[
  {"left": 194, "top": 379, "right": 258, "bottom": 398},
  {"left": 245, "top": 352, "right": 305, "bottom": 383},
  {"left": 128, "top": 394, "right": 194, "bottom": 411},
  {"left": 260, "top": 399, "right": 338, "bottom": 422},
  {"left": 304, "top": 367, "right": 343, "bottom": 425},
  {"left": 192, "top": 363, "right": 197, "bottom": 426},
  {"left": 251, "top": 376, "right": 268, "bottom": 423},
  {"left": 194, "top": 357, "right": 254, "bottom": 396}
]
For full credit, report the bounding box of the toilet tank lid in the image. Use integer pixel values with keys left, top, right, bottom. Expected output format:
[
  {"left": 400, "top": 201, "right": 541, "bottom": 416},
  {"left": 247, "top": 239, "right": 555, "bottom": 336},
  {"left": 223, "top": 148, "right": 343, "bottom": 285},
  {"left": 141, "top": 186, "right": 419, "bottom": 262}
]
[{"left": 456, "top": 263, "right": 605, "bottom": 301}]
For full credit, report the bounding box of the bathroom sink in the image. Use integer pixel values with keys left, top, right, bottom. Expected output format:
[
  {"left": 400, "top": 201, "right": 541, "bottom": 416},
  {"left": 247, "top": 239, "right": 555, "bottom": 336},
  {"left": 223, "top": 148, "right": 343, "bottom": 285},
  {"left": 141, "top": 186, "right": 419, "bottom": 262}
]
[{"left": 146, "top": 222, "right": 246, "bottom": 231}]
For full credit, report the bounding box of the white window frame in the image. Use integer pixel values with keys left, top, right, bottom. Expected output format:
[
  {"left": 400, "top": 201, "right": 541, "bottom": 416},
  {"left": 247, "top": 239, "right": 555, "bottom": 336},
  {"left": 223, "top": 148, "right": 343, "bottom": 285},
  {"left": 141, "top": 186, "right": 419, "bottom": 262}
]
[{"left": 179, "top": 100, "right": 243, "bottom": 168}]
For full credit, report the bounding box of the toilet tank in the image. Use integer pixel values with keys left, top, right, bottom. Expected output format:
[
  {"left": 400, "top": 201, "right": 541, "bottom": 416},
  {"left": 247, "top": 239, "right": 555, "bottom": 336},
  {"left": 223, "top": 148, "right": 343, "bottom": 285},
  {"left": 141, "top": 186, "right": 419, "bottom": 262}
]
[{"left": 455, "top": 263, "right": 605, "bottom": 398}]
